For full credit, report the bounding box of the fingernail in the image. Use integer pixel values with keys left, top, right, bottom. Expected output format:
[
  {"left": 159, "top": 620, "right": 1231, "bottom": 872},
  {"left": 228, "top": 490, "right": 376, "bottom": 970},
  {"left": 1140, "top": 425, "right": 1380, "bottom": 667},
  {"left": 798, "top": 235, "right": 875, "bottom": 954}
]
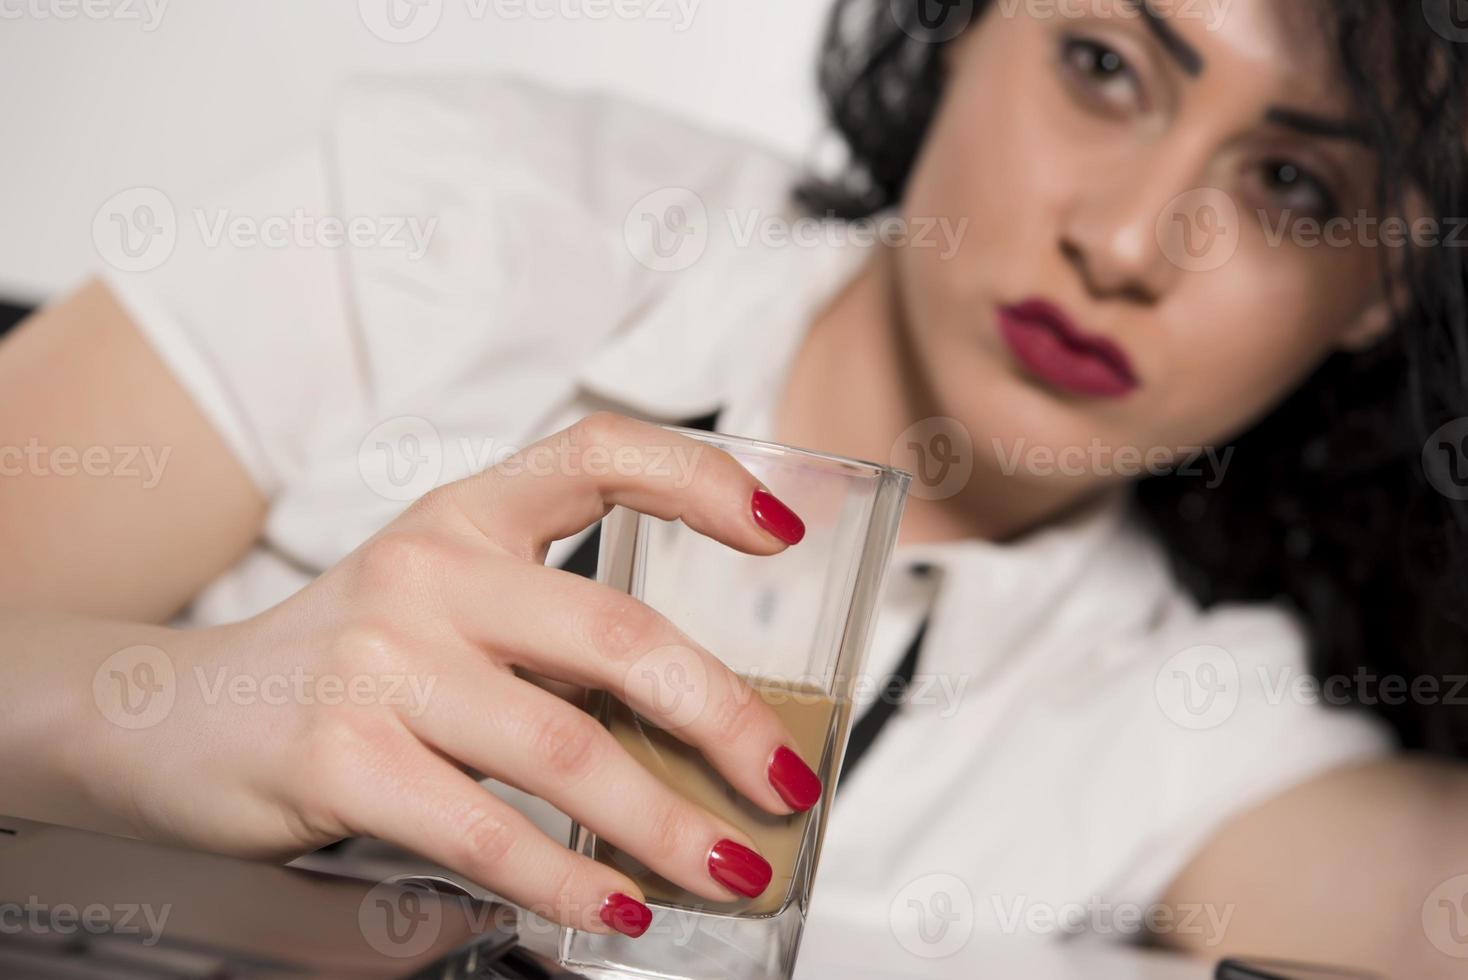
[
  {"left": 751, "top": 489, "right": 805, "bottom": 545},
  {"left": 707, "top": 839, "right": 773, "bottom": 898},
  {"left": 767, "top": 745, "right": 822, "bottom": 812},
  {"left": 599, "top": 893, "right": 652, "bottom": 938}
]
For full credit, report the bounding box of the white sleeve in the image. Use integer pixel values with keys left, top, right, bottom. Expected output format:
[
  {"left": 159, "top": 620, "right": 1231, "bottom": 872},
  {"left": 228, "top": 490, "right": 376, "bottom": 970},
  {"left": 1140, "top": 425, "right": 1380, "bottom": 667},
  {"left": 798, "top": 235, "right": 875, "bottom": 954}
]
[
  {"left": 1102, "top": 604, "right": 1397, "bottom": 909},
  {"left": 100, "top": 144, "right": 367, "bottom": 498}
]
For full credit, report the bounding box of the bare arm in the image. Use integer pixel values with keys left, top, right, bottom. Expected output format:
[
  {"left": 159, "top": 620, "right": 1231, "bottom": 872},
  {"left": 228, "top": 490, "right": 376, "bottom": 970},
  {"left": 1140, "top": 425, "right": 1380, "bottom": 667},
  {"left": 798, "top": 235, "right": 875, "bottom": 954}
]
[
  {"left": 1156, "top": 755, "right": 1468, "bottom": 980},
  {"left": 0, "top": 297, "right": 817, "bottom": 936},
  {"left": 0, "top": 279, "right": 266, "bottom": 621}
]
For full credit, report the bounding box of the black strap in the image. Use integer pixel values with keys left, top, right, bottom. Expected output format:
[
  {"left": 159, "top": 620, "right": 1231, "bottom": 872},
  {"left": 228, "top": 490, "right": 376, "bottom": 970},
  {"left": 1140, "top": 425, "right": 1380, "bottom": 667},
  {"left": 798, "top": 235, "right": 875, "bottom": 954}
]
[{"left": 838, "top": 616, "right": 927, "bottom": 788}]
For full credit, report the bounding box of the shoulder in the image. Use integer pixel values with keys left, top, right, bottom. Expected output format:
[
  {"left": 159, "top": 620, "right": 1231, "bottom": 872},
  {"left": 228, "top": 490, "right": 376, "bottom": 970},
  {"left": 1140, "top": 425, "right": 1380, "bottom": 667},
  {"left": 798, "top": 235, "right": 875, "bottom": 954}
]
[{"left": 1090, "top": 592, "right": 1398, "bottom": 903}]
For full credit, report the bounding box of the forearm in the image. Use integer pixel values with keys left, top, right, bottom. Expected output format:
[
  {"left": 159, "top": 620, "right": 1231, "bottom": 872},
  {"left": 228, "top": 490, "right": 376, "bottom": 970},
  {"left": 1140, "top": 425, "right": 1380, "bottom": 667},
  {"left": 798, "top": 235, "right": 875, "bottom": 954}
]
[
  {"left": 0, "top": 607, "right": 189, "bottom": 839},
  {"left": 1158, "top": 757, "right": 1468, "bottom": 980}
]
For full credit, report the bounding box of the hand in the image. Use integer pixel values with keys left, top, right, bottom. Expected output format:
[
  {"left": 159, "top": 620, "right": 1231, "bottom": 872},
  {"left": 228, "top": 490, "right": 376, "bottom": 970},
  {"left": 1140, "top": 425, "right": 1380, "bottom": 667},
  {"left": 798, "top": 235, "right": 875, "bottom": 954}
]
[{"left": 74, "top": 413, "right": 820, "bottom": 938}]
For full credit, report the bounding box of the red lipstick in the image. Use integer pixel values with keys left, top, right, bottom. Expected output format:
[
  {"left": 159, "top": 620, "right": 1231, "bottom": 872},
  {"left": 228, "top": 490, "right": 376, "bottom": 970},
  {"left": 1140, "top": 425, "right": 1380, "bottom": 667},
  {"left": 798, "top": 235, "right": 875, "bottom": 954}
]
[{"left": 996, "top": 299, "right": 1139, "bottom": 398}]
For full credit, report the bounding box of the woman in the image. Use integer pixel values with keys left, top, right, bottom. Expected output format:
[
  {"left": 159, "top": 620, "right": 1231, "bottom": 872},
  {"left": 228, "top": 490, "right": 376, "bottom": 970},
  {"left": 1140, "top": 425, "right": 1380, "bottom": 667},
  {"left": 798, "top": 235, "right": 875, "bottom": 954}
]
[{"left": 2, "top": 0, "right": 1465, "bottom": 974}]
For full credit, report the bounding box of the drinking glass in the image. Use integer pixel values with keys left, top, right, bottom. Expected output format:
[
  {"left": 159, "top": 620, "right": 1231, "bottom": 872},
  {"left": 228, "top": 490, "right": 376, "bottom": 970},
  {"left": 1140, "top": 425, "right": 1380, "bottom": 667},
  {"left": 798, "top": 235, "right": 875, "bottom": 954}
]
[{"left": 558, "top": 428, "right": 911, "bottom": 980}]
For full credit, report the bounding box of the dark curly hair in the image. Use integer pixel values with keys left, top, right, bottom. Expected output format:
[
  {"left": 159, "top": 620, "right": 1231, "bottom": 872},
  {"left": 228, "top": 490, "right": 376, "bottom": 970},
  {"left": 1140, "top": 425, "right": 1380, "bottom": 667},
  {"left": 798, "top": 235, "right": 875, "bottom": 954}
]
[{"left": 797, "top": 0, "right": 1468, "bottom": 757}]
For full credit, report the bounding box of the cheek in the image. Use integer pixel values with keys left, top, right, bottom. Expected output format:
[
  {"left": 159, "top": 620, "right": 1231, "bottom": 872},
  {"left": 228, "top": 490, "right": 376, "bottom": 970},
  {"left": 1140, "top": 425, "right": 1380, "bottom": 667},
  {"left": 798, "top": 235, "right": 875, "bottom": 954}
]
[
  {"left": 1154, "top": 249, "right": 1369, "bottom": 444},
  {"left": 898, "top": 23, "right": 1074, "bottom": 333}
]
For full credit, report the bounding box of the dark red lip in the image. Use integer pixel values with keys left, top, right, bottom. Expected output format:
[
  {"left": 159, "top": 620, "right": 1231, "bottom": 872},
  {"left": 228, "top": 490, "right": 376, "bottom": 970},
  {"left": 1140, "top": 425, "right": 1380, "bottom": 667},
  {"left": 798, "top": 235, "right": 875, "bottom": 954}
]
[{"left": 996, "top": 299, "right": 1139, "bottom": 398}]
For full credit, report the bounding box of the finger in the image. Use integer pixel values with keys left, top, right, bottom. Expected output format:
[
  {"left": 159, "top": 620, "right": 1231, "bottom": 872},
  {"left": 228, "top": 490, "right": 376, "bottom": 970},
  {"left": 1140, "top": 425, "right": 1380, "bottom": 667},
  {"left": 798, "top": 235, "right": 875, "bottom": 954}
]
[
  {"left": 429, "top": 412, "right": 806, "bottom": 560},
  {"left": 447, "top": 557, "right": 823, "bottom": 818},
  {"left": 338, "top": 738, "right": 655, "bottom": 938},
  {"left": 405, "top": 657, "right": 776, "bottom": 904}
]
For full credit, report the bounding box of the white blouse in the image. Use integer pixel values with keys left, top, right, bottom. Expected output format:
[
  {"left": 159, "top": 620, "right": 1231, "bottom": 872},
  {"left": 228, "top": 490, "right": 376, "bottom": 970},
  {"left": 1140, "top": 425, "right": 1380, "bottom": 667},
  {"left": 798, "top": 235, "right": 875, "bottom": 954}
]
[{"left": 101, "top": 73, "right": 1392, "bottom": 955}]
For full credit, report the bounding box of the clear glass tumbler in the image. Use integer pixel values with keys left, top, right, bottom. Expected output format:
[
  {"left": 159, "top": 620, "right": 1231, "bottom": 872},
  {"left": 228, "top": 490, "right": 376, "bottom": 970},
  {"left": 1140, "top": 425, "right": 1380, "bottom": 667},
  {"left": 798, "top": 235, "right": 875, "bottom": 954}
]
[{"left": 558, "top": 428, "right": 911, "bottom": 980}]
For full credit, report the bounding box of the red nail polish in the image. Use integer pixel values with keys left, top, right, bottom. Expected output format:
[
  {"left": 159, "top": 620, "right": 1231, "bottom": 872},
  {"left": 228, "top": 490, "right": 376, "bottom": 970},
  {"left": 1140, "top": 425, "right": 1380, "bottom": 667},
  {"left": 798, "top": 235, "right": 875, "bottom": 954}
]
[
  {"left": 707, "top": 839, "right": 773, "bottom": 898},
  {"left": 768, "top": 745, "right": 822, "bottom": 812},
  {"left": 600, "top": 893, "right": 652, "bottom": 938},
  {"left": 751, "top": 489, "right": 805, "bottom": 545}
]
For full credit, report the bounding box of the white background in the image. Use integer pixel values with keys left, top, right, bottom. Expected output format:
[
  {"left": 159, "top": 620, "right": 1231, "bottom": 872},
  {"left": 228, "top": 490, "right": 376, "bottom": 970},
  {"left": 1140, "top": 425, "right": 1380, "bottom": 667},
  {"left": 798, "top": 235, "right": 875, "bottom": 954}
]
[{"left": 0, "top": 0, "right": 830, "bottom": 303}]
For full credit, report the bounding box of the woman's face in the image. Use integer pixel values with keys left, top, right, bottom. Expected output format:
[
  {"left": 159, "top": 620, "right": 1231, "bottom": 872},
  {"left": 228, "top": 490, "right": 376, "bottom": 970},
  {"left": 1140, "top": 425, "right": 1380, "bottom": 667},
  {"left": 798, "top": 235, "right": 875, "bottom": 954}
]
[{"left": 895, "top": 0, "right": 1390, "bottom": 495}]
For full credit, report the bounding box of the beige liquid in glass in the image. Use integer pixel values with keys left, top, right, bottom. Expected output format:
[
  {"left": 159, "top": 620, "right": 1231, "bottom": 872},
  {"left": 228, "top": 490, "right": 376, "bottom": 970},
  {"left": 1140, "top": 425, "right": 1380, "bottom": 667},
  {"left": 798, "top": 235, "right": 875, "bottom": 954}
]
[{"left": 595, "top": 682, "right": 836, "bottom": 916}]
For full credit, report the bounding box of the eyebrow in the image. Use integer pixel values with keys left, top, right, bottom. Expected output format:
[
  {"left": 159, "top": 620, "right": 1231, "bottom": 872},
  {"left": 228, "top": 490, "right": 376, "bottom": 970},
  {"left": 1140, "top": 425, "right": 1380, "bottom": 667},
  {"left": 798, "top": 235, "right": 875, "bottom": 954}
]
[
  {"left": 1264, "top": 107, "right": 1371, "bottom": 145},
  {"left": 1123, "top": 0, "right": 1203, "bottom": 76}
]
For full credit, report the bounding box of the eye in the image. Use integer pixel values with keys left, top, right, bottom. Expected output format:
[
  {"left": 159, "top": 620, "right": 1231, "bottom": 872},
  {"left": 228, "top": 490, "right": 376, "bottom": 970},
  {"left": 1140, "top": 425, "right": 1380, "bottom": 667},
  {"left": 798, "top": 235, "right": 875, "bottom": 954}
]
[
  {"left": 1258, "top": 159, "right": 1339, "bottom": 219},
  {"left": 1059, "top": 36, "right": 1143, "bottom": 114}
]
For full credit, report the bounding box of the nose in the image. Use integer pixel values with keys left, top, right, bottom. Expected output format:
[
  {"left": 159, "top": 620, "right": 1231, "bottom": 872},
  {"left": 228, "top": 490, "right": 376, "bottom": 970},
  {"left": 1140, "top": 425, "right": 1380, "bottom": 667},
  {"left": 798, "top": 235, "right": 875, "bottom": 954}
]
[{"left": 1058, "top": 152, "right": 1200, "bottom": 304}]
